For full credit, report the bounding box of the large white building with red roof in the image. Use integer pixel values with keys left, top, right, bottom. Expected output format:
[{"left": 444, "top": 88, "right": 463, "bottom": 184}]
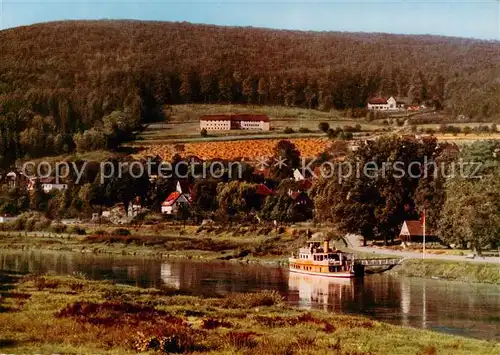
[
  {"left": 200, "top": 114, "right": 270, "bottom": 131},
  {"left": 367, "top": 96, "right": 401, "bottom": 111}
]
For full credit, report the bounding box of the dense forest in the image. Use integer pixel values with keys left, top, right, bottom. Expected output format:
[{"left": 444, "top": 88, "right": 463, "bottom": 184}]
[{"left": 1, "top": 20, "right": 500, "bottom": 164}]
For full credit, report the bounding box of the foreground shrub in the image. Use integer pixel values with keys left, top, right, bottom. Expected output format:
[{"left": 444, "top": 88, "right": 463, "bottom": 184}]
[
  {"left": 34, "top": 276, "right": 60, "bottom": 291},
  {"left": 201, "top": 318, "right": 232, "bottom": 329},
  {"left": 68, "top": 225, "right": 86, "bottom": 235},
  {"left": 218, "top": 290, "right": 283, "bottom": 309},
  {"left": 56, "top": 301, "right": 179, "bottom": 326},
  {"left": 225, "top": 331, "right": 259, "bottom": 349},
  {"left": 115, "top": 228, "right": 131, "bottom": 236},
  {"left": 5, "top": 212, "right": 51, "bottom": 232},
  {"left": 49, "top": 223, "right": 67, "bottom": 234},
  {"left": 133, "top": 329, "right": 199, "bottom": 353}
]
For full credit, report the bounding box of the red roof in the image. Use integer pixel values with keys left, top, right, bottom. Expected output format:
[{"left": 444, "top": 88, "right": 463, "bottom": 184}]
[
  {"left": 368, "top": 97, "right": 388, "bottom": 105},
  {"left": 200, "top": 114, "right": 270, "bottom": 122},
  {"left": 255, "top": 184, "right": 273, "bottom": 196},
  {"left": 162, "top": 192, "right": 182, "bottom": 206},
  {"left": 400, "top": 220, "right": 438, "bottom": 242},
  {"left": 404, "top": 220, "right": 424, "bottom": 236},
  {"left": 401, "top": 220, "right": 435, "bottom": 236}
]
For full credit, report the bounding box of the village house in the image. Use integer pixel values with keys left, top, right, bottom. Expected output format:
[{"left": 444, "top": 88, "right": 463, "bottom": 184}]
[
  {"left": 0, "top": 215, "right": 19, "bottom": 223},
  {"left": 399, "top": 220, "right": 439, "bottom": 245},
  {"left": 161, "top": 181, "right": 192, "bottom": 214},
  {"left": 3, "top": 171, "right": 30, "bottom": 189},
  {"left": 199, "top": 114, "right": 270, "bottom": 131},
  {"left": 28, "top": 177, "right": 67, "bottom": 193},
  {"left": 161, "top": 192, "right": 190, "bottom": 215},
  {"left": 128, "top": 197, "right": 145, "bottom": 217}
]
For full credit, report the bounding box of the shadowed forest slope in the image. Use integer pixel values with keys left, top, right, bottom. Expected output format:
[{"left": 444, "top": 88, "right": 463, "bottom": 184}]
[{"left": 0, "top": 20, "right": 499, "bottom": 162}]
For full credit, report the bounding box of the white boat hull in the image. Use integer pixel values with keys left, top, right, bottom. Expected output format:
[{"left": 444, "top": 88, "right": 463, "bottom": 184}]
[{"left": 289, "top": 267, "right": 355, "bottom": 278}]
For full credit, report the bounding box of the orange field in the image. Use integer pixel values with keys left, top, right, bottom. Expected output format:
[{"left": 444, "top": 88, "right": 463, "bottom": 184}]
[{"left": 135, "top": 138, "right": 330, "bottom": 161}]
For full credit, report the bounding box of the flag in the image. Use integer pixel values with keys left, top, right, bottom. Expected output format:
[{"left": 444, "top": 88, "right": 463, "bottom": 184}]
[{"left": 419, "top": 209, "right": 426, "bottom": 227}]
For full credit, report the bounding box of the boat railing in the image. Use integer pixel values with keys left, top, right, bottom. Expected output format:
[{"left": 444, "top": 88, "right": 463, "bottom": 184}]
[{"left": 309, "top": 260, "right": 344, "bottom": 266}]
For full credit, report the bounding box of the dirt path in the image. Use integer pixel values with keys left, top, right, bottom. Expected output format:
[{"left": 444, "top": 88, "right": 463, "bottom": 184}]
[{"left": 344, "top": 234, "right": 500, "bottom": 264}]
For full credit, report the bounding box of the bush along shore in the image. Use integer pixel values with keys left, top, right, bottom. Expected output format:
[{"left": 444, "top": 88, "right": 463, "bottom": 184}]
[
  {"left": 0, "top": 224, "right": 314, "bottom": 264},
  {"left": 0, "top": 272, "right": 499, "bottom": 355},
  {"left": 390, "top": 259, "right": 500, "bottom": 284}
]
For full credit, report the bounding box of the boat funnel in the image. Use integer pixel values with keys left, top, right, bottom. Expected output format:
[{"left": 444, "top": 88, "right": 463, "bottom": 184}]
[{"left": 324, "top": 240, "right": 329, "bottom": 252}]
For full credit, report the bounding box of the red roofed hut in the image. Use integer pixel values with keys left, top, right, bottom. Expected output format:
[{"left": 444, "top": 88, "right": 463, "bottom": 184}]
[{"left": 399, "top": 220, "right": 439, "bottom": 243}]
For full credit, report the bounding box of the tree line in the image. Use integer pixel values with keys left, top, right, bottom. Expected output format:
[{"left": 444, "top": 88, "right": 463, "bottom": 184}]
[
  {"left": 0, "top": 140, "right": 311, "bottom": 225},
  {"left": 310, "top": 137, "right": 500, "bottom": 252}
]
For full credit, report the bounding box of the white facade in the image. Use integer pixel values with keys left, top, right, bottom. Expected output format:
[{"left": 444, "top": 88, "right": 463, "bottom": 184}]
[
  {"left": 200, "top": 119, "right": 231, "bottom": 131},
  {"left": 200, "top": 117, "right": 270, "bottom": 131},
  {"left": 27, "top": 178, "right": 67, "bottom": 192},
  {"left": 41, "top": 183, "right": 67, "bottom": 193},
  {"left": 239, "top": 120, "right": 270, "bottom": 131},
  {"left": 0, "top": 216, "right": 19, "bottom": 223},
  {"left": 293, "top": 169, "right": 305, "bottom": 181},
  {"left": 368, "top": 96, "right": 398, "bottom": 111}
]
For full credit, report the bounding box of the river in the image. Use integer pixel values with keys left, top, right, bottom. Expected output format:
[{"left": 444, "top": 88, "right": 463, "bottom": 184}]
[{"left": 0, "top": 250, "right": 499, "bottom": 341}]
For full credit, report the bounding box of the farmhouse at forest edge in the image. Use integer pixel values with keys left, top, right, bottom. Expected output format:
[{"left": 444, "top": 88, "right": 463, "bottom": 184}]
[
  {"left": 367, "top": 96, "right": 406, "bottom": 111},
  {"left": 199, "top": 114, "right": 270, "bottom": 131}
]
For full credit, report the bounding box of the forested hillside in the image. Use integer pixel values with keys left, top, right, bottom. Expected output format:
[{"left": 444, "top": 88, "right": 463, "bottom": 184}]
[{"left": 0, "top": 20, "right": 500, "bottom": 164}]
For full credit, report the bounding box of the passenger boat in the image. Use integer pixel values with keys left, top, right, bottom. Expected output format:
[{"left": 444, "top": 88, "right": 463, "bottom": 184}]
[{"left": 288, "top": 238, "right": 356, "bottom": 278}]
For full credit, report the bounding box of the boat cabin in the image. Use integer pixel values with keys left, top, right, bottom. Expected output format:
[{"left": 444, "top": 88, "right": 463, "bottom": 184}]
[{"left": 290, "top": 238, "right": 355, "bottom": 276}]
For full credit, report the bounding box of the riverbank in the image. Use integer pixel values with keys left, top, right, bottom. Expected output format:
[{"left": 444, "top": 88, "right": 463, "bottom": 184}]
[
  {"left": 0, "top": 225, "right": 312, "bottom": 264},
  {"left": 391, "top": 259, "right": 500, "bottom": 284},
  {"left": 2, "top": 227, "right": 500, "bottom": 284},
  {"left": 0, "top": 272, "right": 498, "bottom": 354}
]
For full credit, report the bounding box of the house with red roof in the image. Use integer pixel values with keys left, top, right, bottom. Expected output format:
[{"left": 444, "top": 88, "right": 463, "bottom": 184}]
[
  {"left": 367, "top": 96, "right": 397, "bottom": 111},
  {"left": 367, "top": 96, "right": 407, "bottom": 111},
  {"left": 399, "top": 220, "right": 439, "bottom": 244},
  {"left": 161, "top": 180, "right": 193, "bottom": 214},
  {"left": 161, "top": 191, "right": 190, "bottom": 214}
]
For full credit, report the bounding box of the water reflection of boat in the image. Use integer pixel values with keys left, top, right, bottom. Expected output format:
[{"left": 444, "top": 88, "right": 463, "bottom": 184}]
[
  {"left": 160, "top": 263, "right": 181, "bottom": 289},
  {"left": 288, "top": 272, "right": 359, "bottom": 309},
  {"left": 288, "top": 237, "right": 356, "bottom": 278}
]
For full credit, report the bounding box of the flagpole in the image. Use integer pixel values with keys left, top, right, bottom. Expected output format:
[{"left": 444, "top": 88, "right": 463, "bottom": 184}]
[{"left": 422, "top": 209, "right": 426, "bottom": 260}]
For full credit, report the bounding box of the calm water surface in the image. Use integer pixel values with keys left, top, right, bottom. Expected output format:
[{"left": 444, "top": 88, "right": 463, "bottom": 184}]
[{"left": 0, "top": 250, "right": 499, "bottom": 341}]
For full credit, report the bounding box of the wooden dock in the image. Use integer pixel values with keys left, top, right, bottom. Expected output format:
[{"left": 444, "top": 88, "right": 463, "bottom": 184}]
[{"left": 354, "top": 258, "right": 401, "bottom": 266}]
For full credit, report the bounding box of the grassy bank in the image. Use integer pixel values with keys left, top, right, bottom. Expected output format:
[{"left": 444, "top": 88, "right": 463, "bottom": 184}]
[
  {"left": 0, "top": 272, "right": 498, "bottom": 354},
  {"left": 0, "top": 225, "right": 312, "bottom": 264},
  {"left": 391, "top": 259, "right": 500, "bottom": 284}
]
